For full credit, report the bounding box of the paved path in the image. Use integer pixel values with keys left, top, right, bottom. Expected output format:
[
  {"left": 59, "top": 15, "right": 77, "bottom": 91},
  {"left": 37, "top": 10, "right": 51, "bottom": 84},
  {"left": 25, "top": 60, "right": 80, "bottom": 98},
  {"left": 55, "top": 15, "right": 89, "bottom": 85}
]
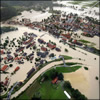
[{"left": 11, "top": 59, "right": 86, "bottom": 99}]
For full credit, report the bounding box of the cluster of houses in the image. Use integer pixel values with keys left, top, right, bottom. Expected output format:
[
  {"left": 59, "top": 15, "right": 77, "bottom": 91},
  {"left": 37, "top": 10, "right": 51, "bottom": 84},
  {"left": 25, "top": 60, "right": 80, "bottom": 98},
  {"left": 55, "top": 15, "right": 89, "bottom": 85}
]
[{"left": 6, "top": 12, "right": 100, "bottom": 39}]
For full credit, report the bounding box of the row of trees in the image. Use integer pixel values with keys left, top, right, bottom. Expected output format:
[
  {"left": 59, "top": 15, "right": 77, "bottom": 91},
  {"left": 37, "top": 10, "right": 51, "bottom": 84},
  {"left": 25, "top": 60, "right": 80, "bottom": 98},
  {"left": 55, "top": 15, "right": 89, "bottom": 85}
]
[
  {"left": 1, "top": 27, "right": 18, "bottom": 34},
  {"left": 1, "top": 5, "right": 18, "bottom": 21},
  {"left": 63, "top": 81, "right": 87, "bottom": 100}
]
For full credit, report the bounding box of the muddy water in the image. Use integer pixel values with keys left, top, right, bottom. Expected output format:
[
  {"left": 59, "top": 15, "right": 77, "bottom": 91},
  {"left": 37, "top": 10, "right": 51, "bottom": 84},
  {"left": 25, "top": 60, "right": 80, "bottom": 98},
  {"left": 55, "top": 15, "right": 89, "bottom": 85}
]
[{"left": 1, "top": 24, "right": 99, "bottom": 99}]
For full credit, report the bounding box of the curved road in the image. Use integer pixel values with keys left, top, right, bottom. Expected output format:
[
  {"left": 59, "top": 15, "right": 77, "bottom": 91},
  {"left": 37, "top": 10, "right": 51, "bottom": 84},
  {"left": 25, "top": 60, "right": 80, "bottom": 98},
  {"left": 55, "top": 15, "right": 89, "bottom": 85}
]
[{"left": 11, "top": 59, "right": 86, "bottom": 99}]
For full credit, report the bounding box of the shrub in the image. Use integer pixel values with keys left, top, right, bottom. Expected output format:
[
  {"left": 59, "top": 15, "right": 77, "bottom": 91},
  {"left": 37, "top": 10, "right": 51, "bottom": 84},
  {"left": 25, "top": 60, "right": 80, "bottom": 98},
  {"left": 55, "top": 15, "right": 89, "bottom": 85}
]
[
  {"left": 9, "top": 64, "right": 13, "bottom": 67},
  {"left": 95, "top": 76, "right": 98, "bottom": 80},
  {"left": 65, "top": 48, "right": 68, "bottom": 52},
  {"left": 84, "top": 67, "right": 88, "bottom": 70},
  {"left": 63, "top": 81, "right": 72, "bottom": 89}
]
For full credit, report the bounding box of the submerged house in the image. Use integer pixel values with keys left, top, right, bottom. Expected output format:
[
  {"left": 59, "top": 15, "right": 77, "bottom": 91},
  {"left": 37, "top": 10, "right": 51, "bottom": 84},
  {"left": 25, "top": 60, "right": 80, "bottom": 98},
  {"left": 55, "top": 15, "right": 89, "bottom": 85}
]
[
  {"left": 37, "top": 51, "right": 48, "bottom": 58},
  {"left": 29, "top": 33, "right": 37, "bottom": 37},
  {"left": 13, "top": 53, "right": 18, "bottom": 57},
  {"left": 55, "top": 47, "right": 61, "bottom": 52},
  {"left": 27, "top": 68, "right": 35, "bottom": 78},
  {"left": 23, "top": 32, "right": 28, "bottom": 36},
  {"left": 47, "top": 43, "right": 56, "bottom": 49},
  {"left": 14, "top": 66, "right": 20, "bottom": 72},
  {"left": 16, "top": 47, "right": 24, "bottom": 52},
  {"left": 1, "top": 65, "right": 8, "bottom": 71},
  {"left": 22, "top": 53, "right": 27, "bottom": 56},
  {"left": 23, "top": 37, "right": 33, "bottom": 45},
  {"left": 41, "top": 47, "right": 47, "bottom": 51},
  {"left": 28, "top": 52, "right": 34, "bottom": 58},
  {"left": 4, "top": 77, "right": 9, "bottom": 86},
  {"left": 26, "top": 42, "right": 35, "bottom": 49},
  {"left": 38, "top": 38, "right": 46, "bottom": 44},
  {"left": 60, "top": 33, "right": 71, "bottom": 39},
  {"left": 7, "top": 55, "right": 13, "bottom": 61},
  {"left": 0, "top": 50, "right": 5, "bottom": 55}
]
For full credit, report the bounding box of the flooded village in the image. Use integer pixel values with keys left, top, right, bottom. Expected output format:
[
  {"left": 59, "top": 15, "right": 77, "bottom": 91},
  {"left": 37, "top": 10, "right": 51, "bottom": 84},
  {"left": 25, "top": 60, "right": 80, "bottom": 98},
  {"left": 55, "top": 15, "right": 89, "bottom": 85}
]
[{"left": 0, "top": 1, "right": 100, "bottom": 100}]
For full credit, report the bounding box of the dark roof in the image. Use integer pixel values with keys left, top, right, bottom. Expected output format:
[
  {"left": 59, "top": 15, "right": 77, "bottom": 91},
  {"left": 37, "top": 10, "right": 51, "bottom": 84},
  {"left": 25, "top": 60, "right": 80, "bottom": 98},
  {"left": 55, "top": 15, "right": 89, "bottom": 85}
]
[
  {"left": 40, "top": 60, "right": 44, "bottom": 64},
  {"left": 55, "top": 48, "right": 61, "bottom": 52},
  {"left": 35, "top": 63, "right": 40, "bottom": 67},
  {"left": 27, "top": 68, "right": 35, "bottom": 78},
  {"left": 22, "top": 53, "right": 27, "bottom": 56},
  {"left": 16, "top": 47, "right": 24, "bottom": 52},
  {"left": 37, "top": 52, "right": 48, "bottom": 58},
  {"left": 49, "top": 53, "right": 54, "bottom": 57},
  {"left": 28, "top": 53, "right": 34, "bottom": 57},
  {"left": 38, "top": 38, "right": 46, "bottom": 44}
]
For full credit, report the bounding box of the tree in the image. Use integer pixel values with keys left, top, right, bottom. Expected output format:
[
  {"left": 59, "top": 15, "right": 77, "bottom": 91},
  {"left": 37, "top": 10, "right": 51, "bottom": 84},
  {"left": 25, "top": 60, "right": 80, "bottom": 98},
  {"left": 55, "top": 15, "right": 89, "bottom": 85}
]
[
  {"left": 58, "top": 73, "right": 63, "bottom": 80},
  {"left": 4, "top": 87, "right": 7, "bottom": 91},
  {"left": 33, "top": 46, "right": 36, "bottom": 50},
  {"left": 95, "top": 76, "right": 98, "bottom": 80},
  {"left": 51, "top": 71, "right": 58, "bottom": 80},
  {"left": 65, "top": 48, "right": 68, "bottom": 52},
  {"left": 63, "top": 81, "right": 72, "bottom": 89},
  {"left": 1, "top": 5, "right": 17, "bottom": 21},
  {"left": 9, "top": 64, "right": 13, "bottom": 67}
]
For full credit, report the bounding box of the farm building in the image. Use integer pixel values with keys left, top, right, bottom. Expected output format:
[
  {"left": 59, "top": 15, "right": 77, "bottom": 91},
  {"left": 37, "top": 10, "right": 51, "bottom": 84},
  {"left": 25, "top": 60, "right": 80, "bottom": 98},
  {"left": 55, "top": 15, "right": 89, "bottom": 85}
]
[{"left": 52, "top": 77, "right": 58, "bottom": 84}]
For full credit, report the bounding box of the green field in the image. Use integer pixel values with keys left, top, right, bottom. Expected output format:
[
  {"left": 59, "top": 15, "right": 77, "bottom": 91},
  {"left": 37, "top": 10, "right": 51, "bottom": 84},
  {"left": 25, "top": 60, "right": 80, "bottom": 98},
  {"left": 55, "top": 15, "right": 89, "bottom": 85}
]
[
  {"left": 37, "top": 81, "right": 67, "bottom": 99},
  {"left": 84, "top": 1, "right": 99, "bottom": 7},
  {"left": 56, "top": 66, "right": 81, "bottom": 73},
  {"left": 16, "top": 80, "right": 41, "bottom": 100},
  {"left": 60, "top": 62, "right": 80, "bottom": 66},
  {"left": 16, "top": 64, "right": 82, "bottom": 100},
  {"left": 78, "top": 39, "right": 91, "bottom": 43},
  {"left": 68, "top": 1, "right": 82, "bottom": 5}
]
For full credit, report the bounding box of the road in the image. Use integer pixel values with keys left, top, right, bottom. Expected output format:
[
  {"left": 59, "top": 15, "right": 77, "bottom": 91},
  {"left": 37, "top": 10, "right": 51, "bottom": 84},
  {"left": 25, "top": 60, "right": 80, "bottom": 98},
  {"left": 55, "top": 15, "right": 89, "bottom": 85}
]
[
  {"left": 11, "top": 59, "right": 86, "bottom": 99},
  {"left": 11, "top": 59, "right": 84, "bottom": 99}
]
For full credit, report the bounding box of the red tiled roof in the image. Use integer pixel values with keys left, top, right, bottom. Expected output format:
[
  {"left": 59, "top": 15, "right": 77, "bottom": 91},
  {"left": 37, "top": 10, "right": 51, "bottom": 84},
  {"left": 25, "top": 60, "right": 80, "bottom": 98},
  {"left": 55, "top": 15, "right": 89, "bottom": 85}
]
[
  {"left": 41, "top": 47, "right": 47, "bottom": 51},
  {"left": 4, "top": 57, "right": 7, "bottom": 60},
  {"left": 14, "top": 57, "right": 19, "bottom": 60},
  {"left": 1, "top": 65, "right": 8, "bottom": 71},
  {"left": 4, "top": 80, "right": 8, "bottom": 86},
  {"left": 61, "top": 34, "right": 71, "bottom": 39},
  {"left": 23, "top": 37, "right": 33, "bottom": 44},
  {"left": 14, "top": 66, "right": 20, "bottom": 72},
  {"left": 62, "top": 38, "right": 67, "bottom": 41},
  {"left": 14, "top": 57, "right": 22, "bottom": 60},
  {"left": 74, "top": 40, "right": 77, "bottom": 43},
  {"left": 0, "top": 50, "right": 4, "bottom": 54},
  {"left": 47, "top": 43, "right": 56, "bottom": 49},
  {"left": 52, "top": 77, "right": 58, "bottom": 84},
  {"left": 84, "top": 32, "right": 88, "bottom": 35}
]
